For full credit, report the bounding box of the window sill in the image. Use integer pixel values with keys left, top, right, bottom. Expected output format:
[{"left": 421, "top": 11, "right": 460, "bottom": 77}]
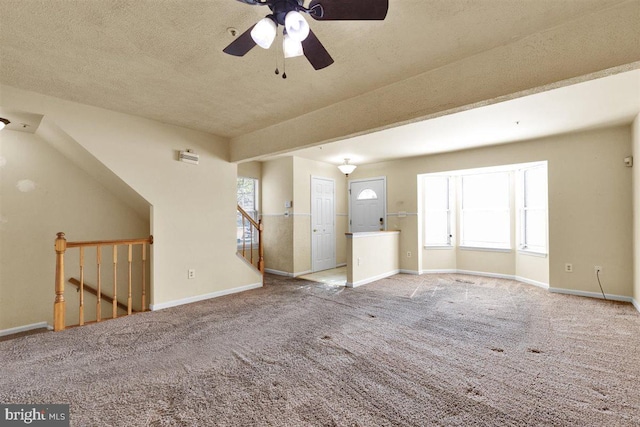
[
  {"left": 423, "top": 245, "right": 455, "bottom": 250},
  {"left": 459, "top": 246, "right": 512, "bottom": 253},
  {"left": 518, "top": 249, "right": 547, "bottom": 258}
]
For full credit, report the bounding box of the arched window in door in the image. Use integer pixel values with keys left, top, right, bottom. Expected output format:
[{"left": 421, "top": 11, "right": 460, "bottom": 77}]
[{"left": 357, "top": 188, "right": 378, "bottom": 200}]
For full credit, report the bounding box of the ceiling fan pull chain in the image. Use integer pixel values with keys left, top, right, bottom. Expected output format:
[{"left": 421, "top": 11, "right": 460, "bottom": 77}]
[
  {"left": 274, "top": 33, "right": 280, "bottom": 75},
  {"left": 281, "top": 34, "right": 287, "bottom": 79}
]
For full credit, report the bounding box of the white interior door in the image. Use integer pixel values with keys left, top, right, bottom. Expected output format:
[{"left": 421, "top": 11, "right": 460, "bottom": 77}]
[
  {"left": 350, "top": 178, "right": 386, "bottom": 233},
  {"left": 311, "top": 177, "right": 336, "bottom": 272}
]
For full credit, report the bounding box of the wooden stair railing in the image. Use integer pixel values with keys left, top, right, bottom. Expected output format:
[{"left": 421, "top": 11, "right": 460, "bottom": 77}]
[
  {"left": 68, "top": 278, "right": 136, "bottom": 314},
  {"left": 54, "top": 232, "right": 153, "bottom": 332},
  {"left": 237, "top": 205, "right": 264, "bottom": 274}
]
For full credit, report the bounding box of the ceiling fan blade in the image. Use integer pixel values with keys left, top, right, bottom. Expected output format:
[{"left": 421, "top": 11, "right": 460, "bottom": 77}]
[
  {"left": 235, "top": 0, "right": 263, "bottom": 5},
  {"left": 302, "top": 29, "right": 334, "bottom": 70},
  {"left": 308, "top": 0, "right": 388, "bottom": 20},
  {"left": 223, "top": 24, "right": 257, "bottom": 57}
]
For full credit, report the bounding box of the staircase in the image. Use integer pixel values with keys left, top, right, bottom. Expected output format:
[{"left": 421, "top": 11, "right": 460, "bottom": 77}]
[
  {"left": 237, "top": 205, "right": 264, "bottom": 274},
  {"left": 53, "top": 232, "right": 153, "bottom": 331}
]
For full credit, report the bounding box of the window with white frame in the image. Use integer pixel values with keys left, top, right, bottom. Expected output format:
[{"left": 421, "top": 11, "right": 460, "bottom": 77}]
[
  {"left": 237, "top": 177, "right": 259, "bottom": 246},
  {"left": 519, "top": 165, "right": 547, "bottom": 254},
  {"left": 461, "top": 172, "right": 510, "bottom": 249},
  {"left": 423, "top": 175, "right": 453, "bottom": 247}
]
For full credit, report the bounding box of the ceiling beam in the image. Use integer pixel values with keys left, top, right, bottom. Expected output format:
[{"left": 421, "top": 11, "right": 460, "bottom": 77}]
[{"left": 229, "top": 1, "right": 640, "bottom": 162}]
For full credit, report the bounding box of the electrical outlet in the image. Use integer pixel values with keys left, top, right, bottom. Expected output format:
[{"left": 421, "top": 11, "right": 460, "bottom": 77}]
[
  {"left": 565, "top": 263, "right": 573, "bottom": 273},
  {"left": 407, "top": 251, "right": 412, "bottom": 258},
  {"left": 188, "top": 269, "right": 195, "bottom": 279},
  {"left": 594, "top": 266, "right": 602, "bottom": 274},
  {"left": 357, "top": 257, "right": 361, "bottom": 266}
]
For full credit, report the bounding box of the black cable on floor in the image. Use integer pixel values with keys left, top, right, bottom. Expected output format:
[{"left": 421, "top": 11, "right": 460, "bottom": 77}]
[{"left": 596, "top": 269, "right": 607, "bottom": 300}]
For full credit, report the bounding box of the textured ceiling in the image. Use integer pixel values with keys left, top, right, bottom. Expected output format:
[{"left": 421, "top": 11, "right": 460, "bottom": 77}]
[
  {"left": 0, "top": 0, "right": 632, "bottom": 142},
  {"left": 281, "top": 69, "right": 640, "bottom": 165}
]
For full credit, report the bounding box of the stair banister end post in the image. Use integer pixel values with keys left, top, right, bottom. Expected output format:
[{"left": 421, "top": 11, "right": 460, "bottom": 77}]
[
  {"left": 54, "top": 232, "right": 67, "bottom": 331},
  {"left": 258, "top": 219, "right": 264, "bottom": 274}
]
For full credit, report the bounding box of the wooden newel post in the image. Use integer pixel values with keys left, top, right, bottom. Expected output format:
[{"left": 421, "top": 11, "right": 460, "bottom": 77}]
[
  {"left": 54, "top": 232, "right": 67, "bottom": 331},
  {"left": 258, "top": 220, "right": 264, "bottom": 274}
]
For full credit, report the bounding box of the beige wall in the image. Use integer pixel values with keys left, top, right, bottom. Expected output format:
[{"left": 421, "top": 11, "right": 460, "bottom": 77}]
[
  {"left": 1, "top": 84, "right": 262, "bottom": 316},
  {"left": 237, "top": 161, "right": 262, "bottom": 180},
  {"left": 0, "top": 130, "right": 149, "bottom": 329},
  {"left": 261, "top": 156, "right": 349, "bottom": 275},
  {"left": 351, "top": 125, "right": 632, "bottom": 296},
  {"left": 261, "top": 157, "right": 294, "bottom": 273},
  {"left": 347, "top": 231, "right": 400, "bottom": 287},
  {"left": 633, "top": 114, "right": 640, "bottom": 307}
]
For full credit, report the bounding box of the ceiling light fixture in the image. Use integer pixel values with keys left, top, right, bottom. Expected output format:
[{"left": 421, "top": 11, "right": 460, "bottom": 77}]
[
  {"left": 338, "top": 158, "right": 357, "bottom": 176},
  {"left": 223, "top": 0, "right": 389, "bottom": 72},
  {"left": 251, "top": 17, "right": 277, "bottom": 49},
  {"left": 283, "top": 33, "right": 303, "bottom": 58},
  {"left": 284, "top": 11, "right": 310, "bottom": 42},
  {"left": 0, "top": 118, "right": 10, "bottom": 130}
]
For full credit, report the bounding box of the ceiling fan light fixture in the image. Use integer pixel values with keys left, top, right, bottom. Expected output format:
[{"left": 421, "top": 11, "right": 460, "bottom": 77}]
[
  {"left": 284, "top": 11, "right": 310, "bottom": 42},
  {"left": 251, "top": 17, "right": 277, "bottom": 49},
  {"left": 283, "top": 33, "right": 304, "bottom": 58},
  {"left": 0, "top": 118, "right": 10, "bottom": 131},
  {"left": 338, "top": 159, "right": 357, "bottom": 176}
]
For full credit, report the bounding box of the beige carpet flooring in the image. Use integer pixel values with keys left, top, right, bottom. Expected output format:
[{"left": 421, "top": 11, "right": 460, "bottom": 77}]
[{"left": 1, "top": 273, "right": 639, "bottom": 426}]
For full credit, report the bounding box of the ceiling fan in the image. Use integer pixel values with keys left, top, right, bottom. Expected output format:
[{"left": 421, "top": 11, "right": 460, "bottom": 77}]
[{"left": 223, "top": 0, "right": 389, "bottom": 72}]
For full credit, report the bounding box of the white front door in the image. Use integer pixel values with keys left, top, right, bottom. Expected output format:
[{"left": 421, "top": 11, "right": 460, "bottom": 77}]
[
  {"left": 311, "top": 177, "right": 336, "bottom": 272},
  {"left": 350, "top": 177, "right": 386, "bottom": 233}
]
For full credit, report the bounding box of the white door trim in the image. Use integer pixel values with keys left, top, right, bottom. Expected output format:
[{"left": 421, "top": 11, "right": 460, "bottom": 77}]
[{"left": 348, "top": 176, "right": 387, "bottom": 233}]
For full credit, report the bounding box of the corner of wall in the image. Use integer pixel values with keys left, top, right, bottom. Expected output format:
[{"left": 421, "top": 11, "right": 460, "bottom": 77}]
[{"left": 632, "top": 113, "right": 640, "bottom": 307}]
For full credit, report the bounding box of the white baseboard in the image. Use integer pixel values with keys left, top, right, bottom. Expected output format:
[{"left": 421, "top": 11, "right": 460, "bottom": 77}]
[
  {"left": 293, "top": 270, "right": 313, "bottom": 277},
  {"left": 632, "top": 298, "right": 640, "bottom": 313},
  {"left": 347, "top": 269, "right": 400, "bottom": 288},
  {"left": 399, "top": 269, "right": 420, "bottom": 275},
  {"left": 264, "top": 268, "right": 293, "bottom": 277},
  {"left": 457, "top": 269, "right": 515, "bottom": 281},
  {"left": 548, "top": 287, "right": 634, "bottom": 303},
  {"left": 265, "top": 268, "right": 343, "bottom": 277},
  {"left": 419, "top": 269, "right": 550, "bottom": 290},
  {"left": 150, "top": 282, "right": 263, "bottom": 311},
  {"left": 420, "top": 269, "right": 458, "bottom": 274},
  {"left": 514, "top": 275, "right": 550, "bottom": 290},
  {"left": 0, "top": 321, "right": 52, "bottom": 337}
]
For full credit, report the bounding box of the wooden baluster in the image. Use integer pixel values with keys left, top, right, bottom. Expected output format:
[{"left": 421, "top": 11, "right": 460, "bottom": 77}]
[
  {"left": 242, "top": 216, "right": 246, "bottom": 257},
  {"left": 258, "top": 219, "right": 264, "bottom": 274},
  {"left": 141, "top": 243, "right": 147, "bottom": 312},
  {"left": 79, "top": 247, "right": 85, "bottom": 326},
  {"left": 96, "top": 245, "right": 102, "bottom": 322},
  {"left": 127, "top": 244, "right": 132, "bottom": 315},
  {"left": 54, "top": 232, "right": 67, "bottom": 331},
  {"left": 250, "top": 225, "right": 254, "bottom": 265},
  {"left": 112, "top": 245, "right": 118, "bottom": 319}
]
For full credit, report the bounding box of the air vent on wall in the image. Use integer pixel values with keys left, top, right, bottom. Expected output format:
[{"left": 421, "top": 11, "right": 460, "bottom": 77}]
[{"left": 179, "top": 149, "right": 199, "bottom": 165}]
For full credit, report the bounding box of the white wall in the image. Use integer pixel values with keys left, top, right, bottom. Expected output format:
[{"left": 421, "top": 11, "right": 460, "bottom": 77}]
[{"left": 1, "top": 85, "right": 262, "bottom": 314}]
